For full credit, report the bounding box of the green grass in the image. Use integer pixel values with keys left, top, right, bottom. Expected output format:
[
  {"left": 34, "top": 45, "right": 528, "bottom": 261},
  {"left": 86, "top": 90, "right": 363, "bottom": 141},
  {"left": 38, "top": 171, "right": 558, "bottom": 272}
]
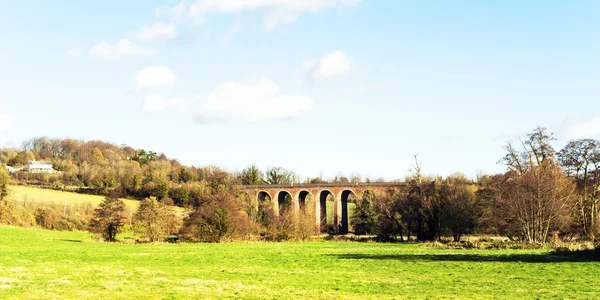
[
  {"left": 0, "top": 226, "right": 598, "bottom": 299},
  {"left": 8, "top": 185, "right": 141, "bottom": 210}
]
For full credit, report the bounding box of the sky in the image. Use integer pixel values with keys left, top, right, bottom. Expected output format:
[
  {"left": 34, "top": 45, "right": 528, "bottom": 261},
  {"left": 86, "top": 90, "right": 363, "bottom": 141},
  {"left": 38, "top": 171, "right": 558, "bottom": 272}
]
[{"left": 0, "top": 0, "right": 598, "bottom": 181}]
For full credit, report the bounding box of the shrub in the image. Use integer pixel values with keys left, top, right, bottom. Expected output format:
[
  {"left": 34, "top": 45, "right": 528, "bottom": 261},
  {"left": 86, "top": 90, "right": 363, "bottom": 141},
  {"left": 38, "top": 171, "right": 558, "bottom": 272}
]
[
  {"left": 133, "top": 197, "right": 181, "bottom": 242},
  {"left": 179, "top": 192, "right": 257, "bottom": 242}
]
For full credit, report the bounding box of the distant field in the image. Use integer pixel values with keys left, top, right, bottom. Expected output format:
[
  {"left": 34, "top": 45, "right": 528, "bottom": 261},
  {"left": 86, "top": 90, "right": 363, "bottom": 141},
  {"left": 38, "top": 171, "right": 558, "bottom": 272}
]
[
  {"left": 8, "top": 186, "right": 342, "bottom": 220},
  {"left": 0, "top": 226, "right": 598, "bottom": 299},
  {"left": 8, "top": 185, "right": 141, "bottom": 211}
]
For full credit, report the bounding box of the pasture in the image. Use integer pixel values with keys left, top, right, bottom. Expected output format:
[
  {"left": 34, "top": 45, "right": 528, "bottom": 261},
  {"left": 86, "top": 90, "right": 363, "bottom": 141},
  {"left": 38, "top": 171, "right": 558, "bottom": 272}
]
[
  {"left": 8, "top": 185, "right": 140, "bottom": 210},
  {"left": 0, "top": 226, "right": 599, "bottom": 299}
]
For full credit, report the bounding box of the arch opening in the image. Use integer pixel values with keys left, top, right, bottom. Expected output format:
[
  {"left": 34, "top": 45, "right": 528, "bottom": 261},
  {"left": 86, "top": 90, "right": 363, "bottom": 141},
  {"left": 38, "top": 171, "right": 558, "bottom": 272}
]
[
  {"left": 318, "top": 190, "right": 335, "bottom": 233},
  {"left": 277, "top": 191, "right": 293, "bottom": 215},
  {"left": 256, "top": 191, "right": 273, "bottom": 225},
  {"left": 339, "top": 190, "right": 357, "bottom": 234},
  {"left": 297, "top": 190, "right": 312, "bottom": 214}
]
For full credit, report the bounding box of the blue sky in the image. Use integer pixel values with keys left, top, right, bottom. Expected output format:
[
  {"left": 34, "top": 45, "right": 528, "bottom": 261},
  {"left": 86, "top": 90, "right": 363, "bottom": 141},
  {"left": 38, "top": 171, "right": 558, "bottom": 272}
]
[{"left": 0, "top": 0, "right": 598, "bottom": 181}]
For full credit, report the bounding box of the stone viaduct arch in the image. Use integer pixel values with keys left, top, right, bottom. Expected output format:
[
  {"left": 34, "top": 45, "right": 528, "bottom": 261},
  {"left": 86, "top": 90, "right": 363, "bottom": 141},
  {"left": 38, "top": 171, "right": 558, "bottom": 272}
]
[{"left": 242, "top": 183, "right": 404, "bottom": 234}]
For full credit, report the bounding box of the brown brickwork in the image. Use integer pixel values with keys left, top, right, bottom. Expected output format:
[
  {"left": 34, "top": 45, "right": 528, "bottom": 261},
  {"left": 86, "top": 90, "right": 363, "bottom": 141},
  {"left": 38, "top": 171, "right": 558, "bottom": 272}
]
[{"left": 241, "top": 183, "right": 404, "bottom": 234}]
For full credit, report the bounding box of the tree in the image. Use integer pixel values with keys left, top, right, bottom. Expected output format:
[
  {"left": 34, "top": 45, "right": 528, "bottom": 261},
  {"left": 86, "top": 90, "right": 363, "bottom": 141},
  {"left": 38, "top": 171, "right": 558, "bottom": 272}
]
[
  {"left": 90, "top": 147, "right": 104, "bottom": 163},
  {"left": 265, "top": 167, "right": 294, "bottom": 185},
  {"left": 350, "top": 190, "right": 377, "bottom": 235},
  {"left": 502, "top": 126, "right": 555, "bottom": 174},
  {"left": 501, "top": 127, "right": 576, "bottom": 243},
  {"left": 240, "top": 165, "right": 265, "bottom": 185},
  {"left": 475, "top": 173, "right": 510, "bottom": 235},
  {"left": 558, "top": 139, "right": 600, "bottom": 239},
  {"left": 442, "top": 175, "right": 478, "bottom": 242},
  {"left": 89, "top": 191, "right": 126, "bottom": 242},
  {"left": 372, "top": 191, "right": 405, "bottom": 242},
  {"left": 133, "top": 197, "right": 179, "bottom": 242},
  {"left": 0, "top": 166, "right": 9, "bottom": 201},
  {"left": 501, "top": 164, "right": 575, "bottom": 243},
  {"left": 180, "top": 192, "right": 256, "bottom": 242}
]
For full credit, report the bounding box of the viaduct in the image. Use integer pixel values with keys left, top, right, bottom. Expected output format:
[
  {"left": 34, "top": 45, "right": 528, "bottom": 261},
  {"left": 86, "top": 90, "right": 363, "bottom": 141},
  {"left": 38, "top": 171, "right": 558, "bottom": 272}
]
[{"left": 240, "top": 182, "right": 405, "bottom": 234}]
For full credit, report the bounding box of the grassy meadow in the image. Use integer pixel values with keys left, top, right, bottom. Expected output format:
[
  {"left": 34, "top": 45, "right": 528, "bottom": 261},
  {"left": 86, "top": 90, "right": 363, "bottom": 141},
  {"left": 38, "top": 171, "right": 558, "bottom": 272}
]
[
  {"left": 0, "top": 226, "right": 599, "bottom": 299},
  {"left": 8, "top": 185, "right": 140, "bottom": 210}
]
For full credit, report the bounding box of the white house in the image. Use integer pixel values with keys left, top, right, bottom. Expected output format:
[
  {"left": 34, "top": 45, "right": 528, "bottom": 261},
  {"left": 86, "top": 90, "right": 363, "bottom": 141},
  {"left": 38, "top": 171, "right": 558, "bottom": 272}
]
[
  {"left": 4, "top": 165, "right": 21, "bottom": 173},
  {"left": 27, "top": 161, "right": 54, "bottom": 174}
]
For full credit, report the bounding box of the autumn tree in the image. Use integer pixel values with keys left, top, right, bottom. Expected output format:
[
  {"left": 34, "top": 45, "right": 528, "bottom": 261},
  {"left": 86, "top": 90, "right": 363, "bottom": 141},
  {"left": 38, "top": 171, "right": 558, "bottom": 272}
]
[
  {"left": 501, "top": 127, "right": 576, "bottom": 243},
  {"left": 0, "top": 166, "right": 9, "bottom": 201},
  {"left": 89, "top": 191, "right": 126, "bottom": 242},
  {"left": 133, "top": 197, "right": 180, "bottom": 242},
  {"left": 179, "top": 192, "right": 257, "bottom": 242},
  {"left": 502, "top": 165, "right": 576, "bottom": 243},
  {"left": 475, "top": 173, "right": 510, "bottom": 235},
  {"left": 558, "top": 139, "right": 600, "bottom": 239},
  {"left": 441, "top": 174, "right": 478, "bottom": 242}
]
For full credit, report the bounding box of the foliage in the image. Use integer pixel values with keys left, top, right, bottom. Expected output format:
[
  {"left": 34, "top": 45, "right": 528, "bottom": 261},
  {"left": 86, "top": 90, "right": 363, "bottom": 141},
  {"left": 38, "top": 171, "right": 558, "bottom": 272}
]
[
  {"left": 239, "top": 165, "right": 265, "bottom": 185},
  {"left": 441, "top": 175, "right": 478, "bottom": 242},
  {"left": 499, "top": 127, "right": 577, "bottom": 243},
  {"left": 179, "top": 192, "right": 258, "bottom": 242},
  {"left": 133, "top": 197, "right": 180, "bottom": 242},
  {"left": 558, "top": 139, "right": 600, "bottom": 239},
  {"left": 0, "top": 165, "right": 9, "bottom": 201},
  {"left": 350, "top": 190, "right": 377, "bottom": 235},
  {"left": 89, "top": 191, "right": 126, "bottom": 242},
  {"left": 265, "top": 167, "right": 297, "bottom": 184},
  {"left": 500, "top": 165, "right": 576, "bottom": 243}
]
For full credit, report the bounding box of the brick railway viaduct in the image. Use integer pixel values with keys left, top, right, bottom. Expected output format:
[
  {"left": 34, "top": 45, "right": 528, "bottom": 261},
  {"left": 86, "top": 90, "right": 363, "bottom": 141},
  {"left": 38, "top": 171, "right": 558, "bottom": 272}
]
[{"left": 240, "top": 182, "right": 405, "bottom": 234}]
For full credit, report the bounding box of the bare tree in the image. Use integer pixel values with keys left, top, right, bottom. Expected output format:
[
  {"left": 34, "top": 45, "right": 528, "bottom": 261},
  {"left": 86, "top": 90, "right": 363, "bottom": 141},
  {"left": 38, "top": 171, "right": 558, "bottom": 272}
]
[
  {"left": 500, "top": 127, "right": 575, "bottom": 243},
  {"left": 558, "top": 139, "right": 600, "bottom": 239},
  {"left": 502, "top": 165, "right": 575, "bottom": 243}
]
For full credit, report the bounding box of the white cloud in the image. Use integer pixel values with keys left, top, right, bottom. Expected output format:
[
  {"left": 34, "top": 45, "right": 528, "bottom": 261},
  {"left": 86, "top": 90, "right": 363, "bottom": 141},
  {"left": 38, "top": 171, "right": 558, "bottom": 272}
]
[
  {"left": 156, "top": 1, "right": 186, "bottom": 18},
  {"left": 138, "top": 22, "right": 177, "bottom": 40},
  {"left": 559, "top": 117, "right": 600, "bottom": 140},
  {"left": 134, "top": 66, "right": 177, "bottom": 89},
  {"left": 66, "top": 48, "right": 83, "bottom": 58},
  {"left": 142, "top": 94, "right": 185, "bottom": 112},
  {"left": 301, "top": 50, "right": 353, "bottom": 81},
  {"left": 0, "top": 113, "right": 16, "bottom": 131},
  {"left": 188, "top": 0, "right": 360, "bottom": 27},
  {"left": 89, "top": 39, "right": 155, "bottom": 59},
  {"left": 195, "top": 77, "right": 313, "bottom": 123}
]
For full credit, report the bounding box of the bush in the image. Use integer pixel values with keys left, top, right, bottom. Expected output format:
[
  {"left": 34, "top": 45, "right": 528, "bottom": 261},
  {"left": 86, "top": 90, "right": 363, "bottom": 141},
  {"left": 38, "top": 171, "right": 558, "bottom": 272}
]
[
  {"left": 294, "top": 210, "right": 317, "bottom": 241},
  {"left": 265, "top": 210, "right": 295, "bottom": 242},
  {"left": 179, "top": 192, "right": 257, "bottom": 242},
  {"left": 133, "top": 197, "right": 181, "bottom": 242}
]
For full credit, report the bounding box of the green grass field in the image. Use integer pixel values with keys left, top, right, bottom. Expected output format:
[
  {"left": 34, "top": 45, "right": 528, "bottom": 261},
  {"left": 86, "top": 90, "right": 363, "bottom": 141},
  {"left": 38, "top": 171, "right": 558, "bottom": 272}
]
[
  {"left": 0, "top": 226, "right": 598, "bottom": 299},
  {"left": 8, "top": 185, "right": 140, "bottom": 211}
]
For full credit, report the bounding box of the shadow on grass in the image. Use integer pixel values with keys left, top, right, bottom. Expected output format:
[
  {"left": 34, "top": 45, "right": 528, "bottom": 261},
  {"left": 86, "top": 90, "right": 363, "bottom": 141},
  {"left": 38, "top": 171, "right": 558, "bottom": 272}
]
[
  {"left": 59, "top": 239, "right": 83, "bottom": 243},
  {"left": 330, "top": 250, "right": 600, "bottom": 263}
]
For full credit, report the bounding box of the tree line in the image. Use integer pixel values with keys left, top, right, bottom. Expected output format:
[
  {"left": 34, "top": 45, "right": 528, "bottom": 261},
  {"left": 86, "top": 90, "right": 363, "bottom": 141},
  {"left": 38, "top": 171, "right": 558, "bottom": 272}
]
[
  {"left": 1, "top": 127, "right": 600, "bottom": 245},
  {"left": 0, "top": 137, "right": 376, "bottom": 208},
  {"left": 350, "top": 127, "right": 599, "bottom": 245}
]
